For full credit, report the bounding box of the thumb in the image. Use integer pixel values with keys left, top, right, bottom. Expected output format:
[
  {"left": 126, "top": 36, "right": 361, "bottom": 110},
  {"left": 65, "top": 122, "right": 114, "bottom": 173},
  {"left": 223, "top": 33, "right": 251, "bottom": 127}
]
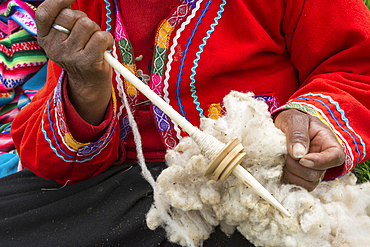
[
  {"left": 291, "top": 142, "right": 308, "bottom": 159},
  {"left": 288, "top": 119, "right": 310, "bottom": 159},
  {"left": 275, "top": 109, "right": 310, "bottom": 160}
]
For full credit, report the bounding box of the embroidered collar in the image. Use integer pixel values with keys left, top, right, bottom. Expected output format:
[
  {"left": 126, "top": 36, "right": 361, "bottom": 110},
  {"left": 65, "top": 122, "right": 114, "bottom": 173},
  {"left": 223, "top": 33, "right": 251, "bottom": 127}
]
[{"left": 108, "top": 0, "right": 197, "bottom": 149}]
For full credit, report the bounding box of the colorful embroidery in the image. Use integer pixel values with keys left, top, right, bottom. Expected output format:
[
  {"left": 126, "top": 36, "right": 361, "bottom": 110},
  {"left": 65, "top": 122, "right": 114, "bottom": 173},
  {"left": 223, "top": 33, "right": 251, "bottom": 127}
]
[
  {"left": 104, "top": 0, "right": 112, "bottom": 33},
  {"left": 41, "top": 113, "right": 114, "bottom": 163},
  {"left": 112, "top": 0, "right": 139, "bottom": 151},
  {"left": 149, "top": 2, "right": 195, "bottom": 149},
  {"left": 112, "top": 41, "right": 125, "bottom": 119},
  {"left": 109, "top": 0, "right": 195, "bottom": 150},
  {"left": 291, "top": 101, "right": 354, "bottom": 172},
  {"left": 190, "top": 0, "right": 226, "bottom": 118},
  {"left": 207, "top": 94, "right": 279, "bottom": 120},
  {"left": 164, "top": 0, "right": 204, "bottom": 141},
  {"left": 185, "top": 0, "right": 197, "bottom": 8},
  {"left": 207, "top": 103, "right": 223, "bottom": 119},
  {"left": 255, "top": 94, "right": 280, "bottom": 113},
  {"left": 296, "top": 93, "right": 366, "bottom": 164},
  {"left": 113, "top": 0, "right": 138, "bottom": 106},
  {"left": 176, "top": 0, "right": 212, "bottom": 120},
  {"left": 45, "top": 70, "right": 117, "bottom": 161},
  {"left": 152, "top": 104, "right": 171, "bottom": 131},
  {"left": 119, "top": 116, "right": 131, "bottom": 141}
]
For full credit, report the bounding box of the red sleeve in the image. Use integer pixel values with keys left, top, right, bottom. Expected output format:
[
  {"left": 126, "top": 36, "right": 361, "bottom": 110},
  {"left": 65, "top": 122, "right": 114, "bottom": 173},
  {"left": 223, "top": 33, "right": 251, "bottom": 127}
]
[
  {"left": 11, "top": 61, "right": 121, "bottom": 185},
  {"left": 278, "top": 0, "right": 370, "bottom": 179},
  {"left": 10, "top": 0, "right": 121, "bottom": 185},
  {"left": 63, "top": 76, "right": 113, "bottom": 143}
]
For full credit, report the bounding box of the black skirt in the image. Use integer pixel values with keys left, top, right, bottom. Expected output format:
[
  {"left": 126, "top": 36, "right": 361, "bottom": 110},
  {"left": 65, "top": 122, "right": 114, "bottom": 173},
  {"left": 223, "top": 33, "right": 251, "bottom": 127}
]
[{"left": 0, "top": 162, "right": 254, "bottom": 247}]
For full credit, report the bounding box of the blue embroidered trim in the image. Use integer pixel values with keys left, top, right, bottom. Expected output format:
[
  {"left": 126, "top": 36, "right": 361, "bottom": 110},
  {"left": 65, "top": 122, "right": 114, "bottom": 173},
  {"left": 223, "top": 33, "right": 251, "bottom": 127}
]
[
  {"left": 42, "top": 123, "right": 112, "bottom": 164},
  {"left": 176, "top": 0, "right": 212, "bottom": 119},
  {"left": 42, "top": 118, "right": 74, "bottom": 163},
  {"left": 297, "top": 94, "right": 366, "bottom": 163},
  {"left": 43, "top": 99, "right": 76, "bottom": 161},
  {"left": 43, "top": 91, "right": 115, "bottom": 163},
  {"left": 301, "top": 93, "right": 366, "bottom": 161},
  {"left": 105, "top": 0, "right": 112, "bottom": 33},
  {"left": 190, "top": 0, "right": 226, "bottom": 118}
]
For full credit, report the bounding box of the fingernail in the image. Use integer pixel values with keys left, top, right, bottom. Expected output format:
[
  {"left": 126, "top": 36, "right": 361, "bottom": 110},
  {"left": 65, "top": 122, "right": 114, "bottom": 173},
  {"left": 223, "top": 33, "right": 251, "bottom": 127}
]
[
  {"left": 292, "top": 143, "right": 307, "bottom": 159},
  {"left": 299, "top": 158, "right": 315, "bottom": 168}
]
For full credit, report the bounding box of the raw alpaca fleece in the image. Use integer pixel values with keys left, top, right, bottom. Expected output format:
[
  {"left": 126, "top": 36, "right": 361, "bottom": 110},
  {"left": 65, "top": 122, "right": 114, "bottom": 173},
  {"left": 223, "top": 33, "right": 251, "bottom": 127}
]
[{"left": 146, "top": 91, "right": 370, "bottom": 247}]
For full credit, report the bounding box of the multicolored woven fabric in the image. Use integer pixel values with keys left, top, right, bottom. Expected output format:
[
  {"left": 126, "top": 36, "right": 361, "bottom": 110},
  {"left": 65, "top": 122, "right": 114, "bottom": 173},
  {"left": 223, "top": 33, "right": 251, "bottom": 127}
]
[
  {"left": 9, "top": 0, "right": 370, "bottom": 186},
  {"left": 0, "top": 0, "right": 47, "bottom": 178}
]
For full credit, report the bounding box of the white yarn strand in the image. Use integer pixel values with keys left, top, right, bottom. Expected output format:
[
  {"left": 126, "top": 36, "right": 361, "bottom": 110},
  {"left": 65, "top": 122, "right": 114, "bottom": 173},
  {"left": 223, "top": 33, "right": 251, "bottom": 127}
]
[
  {"left": 111, "top": 42, "right": 126, "bottom": 120},
  {"left": 190, "top": 128, "right": 225, "bottom": 161},
  {"left": 119, "top": 81, "right": 196, "bottom": 247}
]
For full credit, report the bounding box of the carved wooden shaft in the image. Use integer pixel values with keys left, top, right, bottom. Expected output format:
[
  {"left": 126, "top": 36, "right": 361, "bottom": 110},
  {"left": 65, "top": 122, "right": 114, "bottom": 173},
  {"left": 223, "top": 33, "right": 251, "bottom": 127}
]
[{"left": 104, "top": 51, "right": 291, "bottom": 217}]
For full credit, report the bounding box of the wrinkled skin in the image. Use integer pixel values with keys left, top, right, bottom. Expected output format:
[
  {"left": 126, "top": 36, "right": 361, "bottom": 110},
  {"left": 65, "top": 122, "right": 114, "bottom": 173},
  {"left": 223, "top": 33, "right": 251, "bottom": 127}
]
[
  {"left": 275, "top": 109, "right": 345, "bottom": 191},
  {"left": 36, "top": 0, "right": 114, "bottom": 125},
  {"left": 36, "top": 0, "right": 345, "bottom": 191}
]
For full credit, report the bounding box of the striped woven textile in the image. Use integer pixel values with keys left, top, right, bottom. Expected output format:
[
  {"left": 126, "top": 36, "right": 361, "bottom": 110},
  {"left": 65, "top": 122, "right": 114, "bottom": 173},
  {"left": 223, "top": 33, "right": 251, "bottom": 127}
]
[{"left": 0, "top": 0, "right": 47, "bottom": 178}]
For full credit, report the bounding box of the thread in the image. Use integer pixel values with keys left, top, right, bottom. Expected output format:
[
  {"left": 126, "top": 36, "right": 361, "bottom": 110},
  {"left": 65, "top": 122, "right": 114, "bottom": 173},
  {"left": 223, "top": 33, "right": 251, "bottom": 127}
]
[
  {"left": 190, "top": 128, "right": 225, "bottom": 161},
  {"left": 120, "top": 85, "right": 196, "bottom": 247}
]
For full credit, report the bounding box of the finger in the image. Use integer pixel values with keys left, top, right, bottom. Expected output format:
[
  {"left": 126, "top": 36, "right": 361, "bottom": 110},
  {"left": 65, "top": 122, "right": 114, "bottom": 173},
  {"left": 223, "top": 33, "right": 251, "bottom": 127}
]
[
  {"left": 77, "top": 31, "right": 114, "bottom": 76},
  {"left": 286, "top": 155, "right": 325, "bottom": 182},
  {"left": 84, "top": 31, "right": 114, "bottom": 58},
  {"left": 299, "top": 117, "right": 345, "bottom": 170},
  {"left": 63, "top": 15, "right": 102, "bottom": 52},
  {"left": 283, "top": 162, "right": 324, "bottom": 192},
  {"left": 301, "top": 146, "right": 345, "bottom": 170},
  {"left": 53, "top": 8, "right": 87, "bottom": 32},
  {"left": 49, "top": 9, "right": 88, "bottom": 42},
  {"left": 36, "top": 0, "right": 75, "bottom": 37},
  {"left": 275, "top": 109, "right": 310, "bottom": 159}
]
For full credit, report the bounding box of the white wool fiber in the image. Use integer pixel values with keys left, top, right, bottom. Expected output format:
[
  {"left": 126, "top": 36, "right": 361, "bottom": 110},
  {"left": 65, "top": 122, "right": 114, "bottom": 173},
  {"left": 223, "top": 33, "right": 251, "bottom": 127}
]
[
  {"left": 146, "top": 91, "right": 370, "bottom": 247},
  {"left": 118, "top": 79, "right": 196, "bottom": 247}
]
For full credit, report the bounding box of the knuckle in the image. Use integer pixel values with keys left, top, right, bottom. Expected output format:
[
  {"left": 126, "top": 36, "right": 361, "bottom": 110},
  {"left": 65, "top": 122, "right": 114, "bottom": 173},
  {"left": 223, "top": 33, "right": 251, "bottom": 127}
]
[
  {"left": 77, "top": 16, "right": 99, "bottom": 31},
  {"left": 290, "top": 130, "right": 308, "bottom": 142},
  {"left": 58, "top": 8, "right": 75, "bottom": 21},
  {"left": 35, "top": 5, "right": 49, "bottom": 24},
  {"left": 335, "top": 149, "right": 346, "bottom": 165},
  {"left": 93, "top": 31, "right": 109, "bottom": 43},
  {"left": 58, "top": 9, "right": 87, "bottom": 24}
]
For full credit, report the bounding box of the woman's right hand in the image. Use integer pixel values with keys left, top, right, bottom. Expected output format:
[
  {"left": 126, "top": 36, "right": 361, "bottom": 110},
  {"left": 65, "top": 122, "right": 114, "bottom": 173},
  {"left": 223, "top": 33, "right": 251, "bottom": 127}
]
[{"left": 36, "top": 0, "right": 114, "bottom": 125}]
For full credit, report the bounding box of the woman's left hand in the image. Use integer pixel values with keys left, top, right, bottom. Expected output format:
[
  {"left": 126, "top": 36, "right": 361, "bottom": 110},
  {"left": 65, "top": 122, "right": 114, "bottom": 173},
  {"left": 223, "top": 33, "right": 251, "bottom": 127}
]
[{"left": 274, "top": 109, "right": 345, "bottom": 191}]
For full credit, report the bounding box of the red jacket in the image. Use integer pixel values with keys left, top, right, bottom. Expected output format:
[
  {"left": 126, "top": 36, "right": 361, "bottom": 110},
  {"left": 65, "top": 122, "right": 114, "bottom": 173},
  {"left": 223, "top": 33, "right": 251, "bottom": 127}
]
[{"left": 11, "top": 0, "right": 370, "bottom": 184}]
